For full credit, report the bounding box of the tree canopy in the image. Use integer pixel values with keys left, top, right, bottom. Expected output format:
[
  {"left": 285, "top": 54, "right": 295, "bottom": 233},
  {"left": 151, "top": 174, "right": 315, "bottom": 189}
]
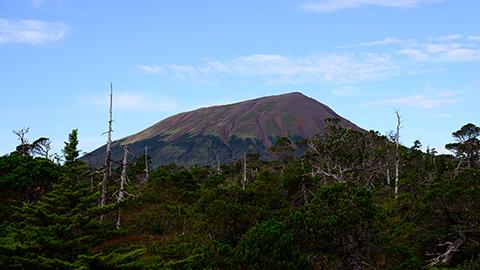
[{"left": 1, "top": 122, "right": 479, "bottom": 269}]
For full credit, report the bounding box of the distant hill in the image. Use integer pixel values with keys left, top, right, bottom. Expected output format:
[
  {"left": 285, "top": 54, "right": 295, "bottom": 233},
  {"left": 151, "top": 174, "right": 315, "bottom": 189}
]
[{"left": 85, "top": 92, "right": 363, "bottom": 168}]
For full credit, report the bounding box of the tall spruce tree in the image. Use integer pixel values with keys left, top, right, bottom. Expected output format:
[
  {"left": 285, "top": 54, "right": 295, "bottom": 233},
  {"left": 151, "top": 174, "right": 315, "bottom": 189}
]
[
  {"left": 63, "top": 129, "right": 79, "bottom": 164},
  {"left": 0, "top": 179, "right": 108, "bottom": 269}
]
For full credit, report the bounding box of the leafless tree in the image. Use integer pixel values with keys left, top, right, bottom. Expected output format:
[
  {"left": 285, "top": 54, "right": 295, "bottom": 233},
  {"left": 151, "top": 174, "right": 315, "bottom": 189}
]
[
  {"left": 216, "top": 153, "right": 222, "bottom": 174},
  {"left": 242, "top": 152, "right": 247, "bottom": 190},
  {"left": 13, "top": 127, "right": 30, "bottom": 156},
  {"left": 394, "top": 111, "right": 402, "bottom": 199},
  {"left": 427, "top": 229, "right": 472, "bottom": 266},
  {"left": 115, "top": 145, "right": 129, "bottom": 229},
  {"left": 294, "top": 176, "right": 314, "bottom": 206},
  {"left": 144, "top": 146, "right": 149, "bottom": 183},
  {"left": 100, "top": 82, "right": 113, "bottom": 220}
]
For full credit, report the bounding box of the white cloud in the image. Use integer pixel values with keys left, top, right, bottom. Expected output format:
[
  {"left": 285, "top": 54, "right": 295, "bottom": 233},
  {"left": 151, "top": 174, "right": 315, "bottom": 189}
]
[
  {"left": 298, "top": 0, "right": 443, "bottom": 13},
  {"left": 437, "top": 34, "right": 462, "bottom": 42},
  {"left": 425, "top": 43, "right": 451, "bottom": 53},
  {"left": 138, "top": 53, "right": 398, "bottom": 84},
  {"left": 468, "top": 35, "right": 480, "bottom": 42},
  {"left": 86, "top": 92, "right": 179, "bottom": 112},
  {"left": 0, "top": 19, "right": 68, "bottom": 45},
  {"left": 138, "top": 34, "right": 480, "bottom": 85},
  {"left": 398, "top": 48, "right": 429, "bottom": 61},
  {"left": 138, "top": 65, "right": 164, "bottom": 74},
  {"left": 397, "top": 37, "right": 480, "bottom": 62},
  {"left": 360, "top": 37, "right": 403, "bottom": 46},
  {"left": 440, "top": 48, "right": 480, "bottom": 61},
  {"left": 30, "top": 0, "right": 45, "bottom": 9},
  {"left": 365, "top": 95, "right": 458, "bottom": 108}
]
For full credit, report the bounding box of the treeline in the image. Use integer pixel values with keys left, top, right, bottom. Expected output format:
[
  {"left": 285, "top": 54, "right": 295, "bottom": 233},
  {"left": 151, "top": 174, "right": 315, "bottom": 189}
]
[{"left": 0, "top": 122, "right": 479, "bottom": 269}]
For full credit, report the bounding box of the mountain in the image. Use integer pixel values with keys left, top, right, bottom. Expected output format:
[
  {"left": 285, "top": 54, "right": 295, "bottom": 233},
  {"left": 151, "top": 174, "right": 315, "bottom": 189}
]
[{"left": 85, "top": 92, "right": 363, "bottom": 168}]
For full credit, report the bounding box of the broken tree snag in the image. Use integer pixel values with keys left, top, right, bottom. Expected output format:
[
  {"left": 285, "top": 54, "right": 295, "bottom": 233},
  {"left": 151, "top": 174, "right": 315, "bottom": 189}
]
[
  {"left": 13, "top": 127, "right": 30, "bottom": 156},
  {"left": 216, "top": 153, "right": 221, "bottom": 174},
  {"left": 385, "top": 136, "right": 391, "bottom": 187},
  {"left": 242, "top": 152, "right": 247, "bottom": 190},
  {"left": 394, "top": 111, "right": 402, "bottom": 199},
  {"left": 144, "top": 146, "right": 149, "bottom": 183},
  {"left": 100, "top": 82, "right": 113, "bottom": 221},
  {"left": 427, "top": 231, "right": 467, "bottom": 267},
  {"left": 116, "top": 144, "right": 129, "bottom": 229}
]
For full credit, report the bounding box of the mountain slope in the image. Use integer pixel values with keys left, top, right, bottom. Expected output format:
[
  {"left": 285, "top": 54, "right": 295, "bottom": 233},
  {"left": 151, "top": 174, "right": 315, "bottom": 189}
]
[{"left": 86, "top": 92, "right": 363, "bottom": 168}]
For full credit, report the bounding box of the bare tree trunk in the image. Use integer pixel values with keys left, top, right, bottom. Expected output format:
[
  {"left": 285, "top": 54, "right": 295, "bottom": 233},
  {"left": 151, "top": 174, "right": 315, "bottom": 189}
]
[
  {"left": 428, "top": 231, "right": 467, "bottom": 266},
  {"left": 386, "top": 137, "right": 391, "bottom": 187},
  {"left": 301, "top": 179, "right": 309, "bottom": 205},
  {"left": 394, "top": 111, "right": 401, "bottom": 199},
  {"left": 216, "top": 154, "right": 221, "bottom": 174},
  {"left": 242, "top": 152, "right": 247, "bottom": 190},
  {"left": 100, "top": 82, "right": 113, "bottom": 220},
  {"left": 386, "top": 164, "right": 391, "bottom": 186},
  {"left": 144, "top": 146, "right": 149, "bottom": 183},
  {"left": 116, "top": 145, "right": 129, "bottom": 229},
  {"left": 13, "top": 127, "right": 30, "bottom": 156}
]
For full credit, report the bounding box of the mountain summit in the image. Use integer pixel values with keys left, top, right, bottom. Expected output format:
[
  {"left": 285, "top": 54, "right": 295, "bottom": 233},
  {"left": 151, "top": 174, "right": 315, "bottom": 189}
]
[{"left": 87, "top": 92, "right": 363, "bottom": 167}]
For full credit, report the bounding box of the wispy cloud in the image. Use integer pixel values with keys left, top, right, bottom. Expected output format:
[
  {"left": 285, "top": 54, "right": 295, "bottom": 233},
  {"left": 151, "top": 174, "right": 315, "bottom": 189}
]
[
  {"left": 138, "top": 34, "right": 480, "bottom": 85},
  {"left": 398, "top": 48, "right": 429, "bottom": 61},
  {"left": 0, "top": 19, "right": 69, "bottom": 45},
  {"left": 364, "top": 94, "right": 459, "bottom": 109},
  {"left": 30, "top": 0, "right": 45, "bottom": 9},
  {"left": 468, "top": 35, "right": 480, "bottom": 42},
  {"left": 298, "top": 0, "right": 443, "bottom": 13},
  {"left": 138, "top": 65, "right": 165, "bottom": 74},
  {"left": 139, "top": 53, "right": 398, "bottom": 84},
  {"left": 360, "top": 37, "right": 403, "bottom": 46},
  {"left": 437, "top": 34, "right": 463, "bottom": 42},
  {"left": 86, "top": 92, "right": 179, "bottom": 112},
  {"left": 373, "top": 34, "right": 480, "bottom": 62},
  {"left": 399, "top": 43, "right": 480, "bottom": 62}
]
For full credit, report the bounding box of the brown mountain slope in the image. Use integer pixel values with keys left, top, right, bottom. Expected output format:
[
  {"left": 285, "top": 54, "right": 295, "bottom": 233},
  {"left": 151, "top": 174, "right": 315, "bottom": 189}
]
[
  {"left": 86, "top": 92, "right": 363, "bottom": 168},
  {"left": 123, "top": 92, "right": 361, "bottom": 147}
]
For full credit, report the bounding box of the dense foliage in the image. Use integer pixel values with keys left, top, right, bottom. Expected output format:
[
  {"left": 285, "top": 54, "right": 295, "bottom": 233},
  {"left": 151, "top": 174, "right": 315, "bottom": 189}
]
[{"left": 0, "top": 122, "right": 479, "bottom": 269}]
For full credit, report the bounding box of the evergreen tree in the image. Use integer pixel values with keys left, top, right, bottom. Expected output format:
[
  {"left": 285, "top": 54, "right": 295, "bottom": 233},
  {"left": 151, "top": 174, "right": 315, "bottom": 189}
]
[
  {"left": 446, "top": 123, "right": 480, "bottom": 169},
  {"left": 239, "top": 220, "right": 310, "bottom": 269},
  {"left": 63, "top": 129, "right": 80, "bottom": 163},
  {"left": 0, "top": 179, "right": 108, "bottom": 269}
]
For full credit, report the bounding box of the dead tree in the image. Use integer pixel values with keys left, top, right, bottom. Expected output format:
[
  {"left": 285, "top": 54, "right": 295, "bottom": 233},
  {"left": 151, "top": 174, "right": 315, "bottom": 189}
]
[
  {"left": 13, "top": 127, "right": 30, "bottom": 156},
  {"left": 144, "top": 146, "right": 149, "bottom": 183},
  {"left": 242, "top": 152, "right": 247, "bottom": 190},
  {"left": 386, "top": 163, "right": 391, "bottom": 186},
  {"left": 84, "top": 152, "right": 102, "bottom": 192},
  {"left": 301, "top": 179, "right": 309, "bottom": 205},
  {"left": 427, "top": 231, "right": 468, "bottom": 267},
  {"left": 100, "top": 82, "right": 113, "bottom": 220},
  {"left": 385, "top": 135, "right": 391, "bottom": 187},
  {"left": 216, "top": 154, "right": 222, "bottom": 174},
  {"left": 394, "top": 111, "right": 402, "bottom": 199},
  {"left": 116, "top": 145, "right": 129, "bottom": 229},
  {"left": 294, "top": 177, "right": 314, "bottom": 206}
]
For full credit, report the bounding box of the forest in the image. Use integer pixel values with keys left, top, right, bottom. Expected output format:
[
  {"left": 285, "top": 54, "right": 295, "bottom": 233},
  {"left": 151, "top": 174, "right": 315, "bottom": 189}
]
[{"left": 0, "top": 120, "right": 479, "bottom": 269}]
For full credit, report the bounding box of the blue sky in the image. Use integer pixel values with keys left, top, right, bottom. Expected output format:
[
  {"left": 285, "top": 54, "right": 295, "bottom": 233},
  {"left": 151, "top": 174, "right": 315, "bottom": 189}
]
[{"left": 1, "top": 0, "right": 479, "bottom": 156}]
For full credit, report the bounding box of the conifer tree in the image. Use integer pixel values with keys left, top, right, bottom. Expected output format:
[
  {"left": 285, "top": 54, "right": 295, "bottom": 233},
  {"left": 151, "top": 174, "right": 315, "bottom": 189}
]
[
  {"left": 63, "top": 129, "right": 80, "bottom": 163},
  {"left": 0, "top": 179, "right": 107, "bottom": 269}
]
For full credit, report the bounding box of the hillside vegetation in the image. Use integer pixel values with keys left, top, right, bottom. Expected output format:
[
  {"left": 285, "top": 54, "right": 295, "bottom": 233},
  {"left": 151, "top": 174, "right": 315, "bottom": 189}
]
[{"left": 1, "top": 121, "right": 479, "bottom": 269}]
